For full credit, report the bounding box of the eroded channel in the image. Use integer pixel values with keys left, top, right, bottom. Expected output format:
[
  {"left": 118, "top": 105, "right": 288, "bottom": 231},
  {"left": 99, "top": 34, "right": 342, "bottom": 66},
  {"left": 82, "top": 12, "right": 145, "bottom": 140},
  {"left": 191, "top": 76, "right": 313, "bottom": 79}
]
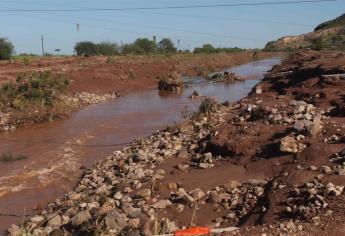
[{"left": 0, "top": 58, "right": 281, "bottom": 232}]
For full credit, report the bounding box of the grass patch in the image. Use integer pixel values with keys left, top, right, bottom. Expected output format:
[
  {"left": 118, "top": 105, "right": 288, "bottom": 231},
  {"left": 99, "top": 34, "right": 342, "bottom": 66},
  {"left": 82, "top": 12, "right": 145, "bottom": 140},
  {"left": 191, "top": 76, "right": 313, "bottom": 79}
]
[
  {"left": 0, "top": 71, "right": 69, "bottom": 110},
  {"left": 0, "top": 153, "right": 28, "bottom": 162},
  {"left": 0, "top": 71, "right": 76, "bottom": 128}
]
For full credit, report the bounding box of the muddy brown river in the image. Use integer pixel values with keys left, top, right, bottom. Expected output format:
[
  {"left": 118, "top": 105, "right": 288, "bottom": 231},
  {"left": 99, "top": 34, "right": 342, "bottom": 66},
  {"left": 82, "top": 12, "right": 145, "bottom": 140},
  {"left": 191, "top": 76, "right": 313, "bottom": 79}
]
[{"left": 0, "top": 58, "right": 280, "bottom": 232}]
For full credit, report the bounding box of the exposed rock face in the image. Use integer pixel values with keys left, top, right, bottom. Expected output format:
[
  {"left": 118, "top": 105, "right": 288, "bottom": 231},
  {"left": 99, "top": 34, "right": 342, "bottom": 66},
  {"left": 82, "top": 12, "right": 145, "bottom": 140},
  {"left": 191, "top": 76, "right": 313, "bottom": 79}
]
[
  {"left": 264, "top": 25, "right": 344, "bottom": 51},
  {"left": 158, "top": 72, "right": 183, "bottom": 92}
]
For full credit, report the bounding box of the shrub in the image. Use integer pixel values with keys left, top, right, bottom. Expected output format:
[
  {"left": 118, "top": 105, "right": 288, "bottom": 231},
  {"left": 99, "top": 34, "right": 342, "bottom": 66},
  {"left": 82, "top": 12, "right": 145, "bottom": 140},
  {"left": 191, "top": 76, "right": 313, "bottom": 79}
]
[
  {"left": 97, "top": 42, "right": 119, "bottom": 56},
  {"left": 0, "top": 37, "right": 14, "bottom": 60},
  {"left": 194, "top": 44, "right": 218, "bottom": 54},
  {"left": 158, "top": 38, "right": 177, "bottom": 53},
  {"left": 122, "top": 43, "right": 146, "bottom": 55},
  {"left": 22, "top": 57, "right": 31, "bottom": 66},
  {"left": 133, "top": 38, "right": 157, "bottom": 54},
  {"left": 74, "top": 41, "right": 99, "bottom": 57},
  {"left": 0, "top": 71, "right": 69, "bottom": 110},
  {"left": 122, "top": 38, "right": 157, "bottom": 54},
  {"left": 198, "top": 97, "right": 220, "bottom": 115},
  {"left": 0, "top": 153, "right": 27, "bottom": 162}
]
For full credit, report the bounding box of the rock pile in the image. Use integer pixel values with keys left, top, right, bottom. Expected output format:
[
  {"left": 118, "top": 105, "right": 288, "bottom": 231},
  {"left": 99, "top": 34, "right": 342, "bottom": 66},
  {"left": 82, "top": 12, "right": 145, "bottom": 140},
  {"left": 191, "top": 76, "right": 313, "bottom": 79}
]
[
  {"left": 10, "top": 100, "right": 230, "bottom": 235},
  {"left": 284, "top": 179, "right": 344, "bottom": 219},
  {"left": 208, "top": 71, "right": 243, "bottom": 82},
  {"left": 0, "top": 112, "right": 15, "bottom": 131},
  {"left": 75, "top": 92, "right": 119, "bottom": 104},
  {"left": 204, "top": 180, "right": 267, "bottom": 226}
]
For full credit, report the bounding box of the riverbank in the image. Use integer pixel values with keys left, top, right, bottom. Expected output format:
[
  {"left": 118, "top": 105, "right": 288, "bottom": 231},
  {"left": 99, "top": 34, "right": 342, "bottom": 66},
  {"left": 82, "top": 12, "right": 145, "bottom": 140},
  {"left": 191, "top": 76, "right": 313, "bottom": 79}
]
[
  {"left": 0, "top": 58, "right": 280, "bottom": 234},
  {"left": 0, "top": 52, "right": 277, "bottom": 132},
  {"left": 10, "top": 51, "right": 345, "bottom": 235}
]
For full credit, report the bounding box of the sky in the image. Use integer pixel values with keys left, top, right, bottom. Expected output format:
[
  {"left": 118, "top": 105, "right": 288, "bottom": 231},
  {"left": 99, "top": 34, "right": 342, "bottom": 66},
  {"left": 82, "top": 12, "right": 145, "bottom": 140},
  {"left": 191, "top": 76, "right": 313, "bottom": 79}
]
[{"left": 0, "top": 0, "right": 344, "bottom": 55}]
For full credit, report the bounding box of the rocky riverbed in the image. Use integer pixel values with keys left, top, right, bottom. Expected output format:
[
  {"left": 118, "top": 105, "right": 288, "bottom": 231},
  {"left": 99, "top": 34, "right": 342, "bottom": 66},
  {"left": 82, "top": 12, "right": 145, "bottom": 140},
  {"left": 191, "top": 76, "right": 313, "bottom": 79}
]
[{"left": 8, "top": 51, "right": 345, "bottom": 236}]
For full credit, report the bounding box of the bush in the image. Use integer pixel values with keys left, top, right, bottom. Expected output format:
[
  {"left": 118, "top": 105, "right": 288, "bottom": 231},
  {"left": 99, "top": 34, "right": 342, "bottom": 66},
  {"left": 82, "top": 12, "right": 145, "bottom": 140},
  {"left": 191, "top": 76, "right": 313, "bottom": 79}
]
[
  {"left": 97, "top": 42, "right": 119, "bottom": 56},
  {"left": 74, "top": 41, "right": 99, "bottom": 57},
  {"left": 0, "top": 37, "right": 14, "bottom": 60},
  {"left": 158, "top": 38, "right": 177, "bottom": 53},
  {"left": 194, "top": 44, "right": 218, "bottom": 54},
  {"left": 0, "top": 71, "right": 69, "bottom": 110},
  {"left": 122, "top": 43, "right": 146, "bottom": 54},
  {"left": 193, "top": 44, "right": 244, "bottom": 54},
  {"left": 133, "top": 38, "right": 157, "bottom": 53},
  {"left": 0, "top": 153, "right": 27, "bottom": 162},
  {"left": 123, "top": 38, "right": 157, "bottom": 54}
]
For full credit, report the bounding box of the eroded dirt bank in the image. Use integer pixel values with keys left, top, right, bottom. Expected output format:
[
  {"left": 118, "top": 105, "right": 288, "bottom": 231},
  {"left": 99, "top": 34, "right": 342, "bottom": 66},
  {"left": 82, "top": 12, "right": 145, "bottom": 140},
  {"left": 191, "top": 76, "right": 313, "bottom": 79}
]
[
  {"left": 10, "top": 51, "right": 345, "bottom": 236},
  {"left": 0, "top": 52, "right": 276, "bottom": 132},
  {"left": 0, "top": 52, "right": 276, "bottom": 94}
]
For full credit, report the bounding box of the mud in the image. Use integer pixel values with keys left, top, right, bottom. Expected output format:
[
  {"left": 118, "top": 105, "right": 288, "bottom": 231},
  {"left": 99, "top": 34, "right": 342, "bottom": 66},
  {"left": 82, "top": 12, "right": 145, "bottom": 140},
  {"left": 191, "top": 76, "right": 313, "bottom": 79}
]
[{"left": 0, "top": 58, "right": 280, "bottom": 233}]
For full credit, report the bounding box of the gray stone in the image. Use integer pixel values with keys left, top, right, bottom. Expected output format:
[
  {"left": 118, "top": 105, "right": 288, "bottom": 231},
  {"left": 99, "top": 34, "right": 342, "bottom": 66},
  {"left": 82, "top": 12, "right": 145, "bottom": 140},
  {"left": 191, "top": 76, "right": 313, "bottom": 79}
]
[
  {"left": 69, "top": 193, "right": 82, "bottom": 201},
  {"left": 280, "top": 136, "right": 299, "bottom": 153},
  {"left": 71, "top": 211, "right": 91, "bottom": 226},
  {"left": 176, "top": 147, "right": 189, "bottom": 159},
  {"left": 105, "top": 211, "right": 128, "bottom": 230},
  {"left": 190, "top": 188, "right": 206, "bottom": 201},
  {"left": 31, "top": 215, "right": 44, "bottom": 224},
  {"left": 136, "top": 189, "right": 151, "bottom": 198},
  {"left": 47, "top": 215, "right": 62, "bottom": 227},
  {"left": 152, "top": 200, "right": 172, "bottom": 209}
]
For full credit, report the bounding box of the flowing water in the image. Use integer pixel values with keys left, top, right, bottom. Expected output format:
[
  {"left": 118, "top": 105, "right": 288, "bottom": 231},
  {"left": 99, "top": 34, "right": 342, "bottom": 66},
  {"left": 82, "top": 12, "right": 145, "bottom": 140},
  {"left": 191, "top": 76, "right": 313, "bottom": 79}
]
[{"left": 0, "top": 58, "right": 281, "bottom": 232}]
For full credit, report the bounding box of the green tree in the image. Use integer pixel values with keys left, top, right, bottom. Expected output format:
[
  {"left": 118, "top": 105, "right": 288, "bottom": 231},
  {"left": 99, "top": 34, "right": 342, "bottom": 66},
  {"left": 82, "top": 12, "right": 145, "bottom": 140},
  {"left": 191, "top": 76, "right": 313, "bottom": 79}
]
[
  {"left": 133, "top": 38, "right": 157, "bottom": 54},
  {"left": 0, "top": 38, "right": 14, "bottom": 60},
  {"left": 158, "top": 38, "right": 177, "bottom": 53},
  {"left": 122, "top": 43, "right": 146, "bottom": 54},
  {"left": 97, "top": 42, "right": 119, "bottom": 56},
  {"left": 74, "top": 41, "right": 99, "bottom": 57},
  {"left": 193, "top": 44, "right": 218, "bottom": 54}
]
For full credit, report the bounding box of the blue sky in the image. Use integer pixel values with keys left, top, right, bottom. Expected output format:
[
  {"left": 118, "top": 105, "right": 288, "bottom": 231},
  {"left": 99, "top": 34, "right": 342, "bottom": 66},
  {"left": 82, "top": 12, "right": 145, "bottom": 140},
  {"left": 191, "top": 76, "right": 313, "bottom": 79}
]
[{"left": 0, "top": 0, "right": 344, "bottom": 54}]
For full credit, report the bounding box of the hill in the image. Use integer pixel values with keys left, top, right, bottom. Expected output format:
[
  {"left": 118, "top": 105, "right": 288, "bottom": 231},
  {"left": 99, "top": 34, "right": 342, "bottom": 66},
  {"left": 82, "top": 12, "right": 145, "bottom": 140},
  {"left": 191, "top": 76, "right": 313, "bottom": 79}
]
[
  {"left": 315, "top": 13, "right": 345, "bottom": 31},
  {"left": 264, "top": 13, "right": 345, "bottom": 51}
]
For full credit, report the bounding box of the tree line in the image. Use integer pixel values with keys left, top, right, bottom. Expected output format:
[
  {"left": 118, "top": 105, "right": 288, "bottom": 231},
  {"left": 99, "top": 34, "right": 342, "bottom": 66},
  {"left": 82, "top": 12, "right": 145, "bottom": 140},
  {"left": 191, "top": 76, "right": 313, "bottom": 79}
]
[
  {"left": 74, "top": 38, "right": 178, "bottom": 56},
  {"left": 0, "top": 36, "right": 247, "bottom": 60}
]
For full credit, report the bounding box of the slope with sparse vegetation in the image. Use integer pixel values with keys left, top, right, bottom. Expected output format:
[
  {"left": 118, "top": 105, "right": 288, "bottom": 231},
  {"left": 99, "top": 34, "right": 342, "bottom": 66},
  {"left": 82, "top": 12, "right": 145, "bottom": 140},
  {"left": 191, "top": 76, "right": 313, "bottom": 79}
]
[{"left": 264, "top": 13, "right": 345, "bottom": 51}]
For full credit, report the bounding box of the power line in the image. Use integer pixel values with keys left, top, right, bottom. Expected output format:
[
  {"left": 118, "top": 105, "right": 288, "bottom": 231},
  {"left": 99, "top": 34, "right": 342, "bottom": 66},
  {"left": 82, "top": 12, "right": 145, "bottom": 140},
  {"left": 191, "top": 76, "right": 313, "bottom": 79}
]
[
  {"left": 0, "top": 0, "right": 336, "bottom": 12},
  {"left": 40, "top": 12, "right": 266, "bottom": 42},
  {"left": 5, "top": 11, "right": 207, "bottom": 47},
  {"left": 0, "top": 0, "right": 316, "bottom": 27}
]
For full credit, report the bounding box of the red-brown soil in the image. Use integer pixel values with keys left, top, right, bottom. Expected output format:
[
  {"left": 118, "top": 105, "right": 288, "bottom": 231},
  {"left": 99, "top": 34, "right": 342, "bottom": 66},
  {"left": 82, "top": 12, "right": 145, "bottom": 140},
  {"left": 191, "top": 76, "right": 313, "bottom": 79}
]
[{"left": 0, "top": 52, "right": 276, "bottom": 95}]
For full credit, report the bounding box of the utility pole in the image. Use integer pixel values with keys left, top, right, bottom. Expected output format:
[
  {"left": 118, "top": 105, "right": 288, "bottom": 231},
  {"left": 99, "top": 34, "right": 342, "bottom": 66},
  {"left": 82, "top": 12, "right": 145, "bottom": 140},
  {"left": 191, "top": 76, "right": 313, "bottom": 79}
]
[
  {"left": 41, "top": 35, "right": 45, "bottom": 57},
  {"left": 177, "top": 39, "right": 180, "bottom": 51}
]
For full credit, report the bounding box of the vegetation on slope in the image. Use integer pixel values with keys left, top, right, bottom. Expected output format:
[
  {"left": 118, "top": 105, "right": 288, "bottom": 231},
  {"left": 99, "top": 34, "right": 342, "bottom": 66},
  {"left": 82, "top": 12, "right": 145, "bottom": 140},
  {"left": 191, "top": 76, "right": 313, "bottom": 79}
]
[
  {"left": 264, "top": 13, "right": 345, "bottom": 51},
  {"left": 0, "top": 71, "right": 76, "bottom": 129},
  {"left": 315, "top": 13, "right": 345, "bottom": 31}
]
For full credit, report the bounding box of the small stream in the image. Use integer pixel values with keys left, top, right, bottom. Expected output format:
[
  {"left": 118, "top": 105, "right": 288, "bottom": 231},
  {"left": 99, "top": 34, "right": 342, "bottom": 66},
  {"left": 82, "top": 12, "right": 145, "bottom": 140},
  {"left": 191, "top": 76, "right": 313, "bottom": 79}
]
[{"left": 0, "top": 58, "right": 281, "bottom": 232}]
